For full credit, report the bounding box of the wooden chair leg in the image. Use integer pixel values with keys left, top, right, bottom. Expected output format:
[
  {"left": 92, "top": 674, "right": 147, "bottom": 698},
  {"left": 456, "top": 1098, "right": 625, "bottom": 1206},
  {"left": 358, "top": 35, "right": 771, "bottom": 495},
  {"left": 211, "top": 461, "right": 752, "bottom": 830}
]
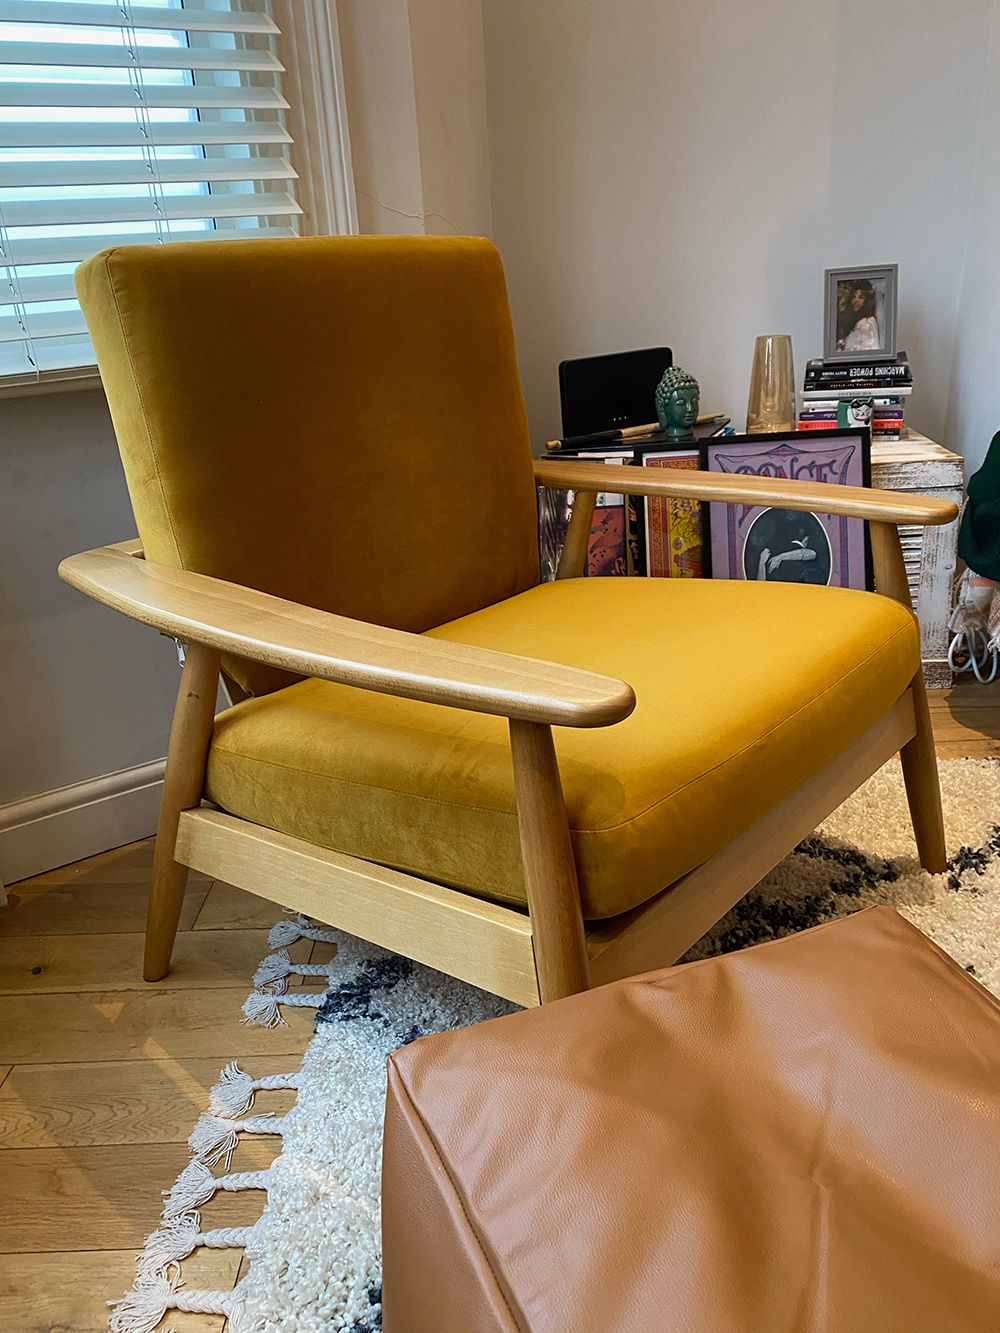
[
  {"left": 870, "top": 521, "right": 948, "bottom": 875},
  {"left": 900, "top": 673, "right": 948, "bottom": 874},
  {"left": 555, "top": 489, "right": 597, "bottom": 579},
  {"left": 509, "top": 718, "right": 590, "bottom": 1002},
  {"left": 144, "top": 641, "right": 221, "bottom": 981}
]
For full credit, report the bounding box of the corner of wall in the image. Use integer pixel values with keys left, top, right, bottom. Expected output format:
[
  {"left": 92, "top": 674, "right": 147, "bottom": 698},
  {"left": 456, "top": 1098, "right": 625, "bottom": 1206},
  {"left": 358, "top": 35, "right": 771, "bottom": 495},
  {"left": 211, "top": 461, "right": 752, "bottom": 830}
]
[
  {"left": 943, "top": 0, "right": 1000, "bottom": 474},
  {"left": 336, "top": 0, "right": 492, "bottom": 238}
]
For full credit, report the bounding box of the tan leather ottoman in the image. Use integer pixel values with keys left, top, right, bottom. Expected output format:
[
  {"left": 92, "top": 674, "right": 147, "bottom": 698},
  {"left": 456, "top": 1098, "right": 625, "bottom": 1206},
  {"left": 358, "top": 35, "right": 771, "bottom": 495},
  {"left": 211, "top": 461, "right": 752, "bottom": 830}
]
[{"left": 381, "top": 908, "right": 1000, "bottom": 1331}]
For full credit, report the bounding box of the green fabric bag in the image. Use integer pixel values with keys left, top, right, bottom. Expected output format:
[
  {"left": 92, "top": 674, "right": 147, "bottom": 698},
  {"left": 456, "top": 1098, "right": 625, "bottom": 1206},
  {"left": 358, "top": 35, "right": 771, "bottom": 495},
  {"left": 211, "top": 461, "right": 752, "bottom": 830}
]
[{"left": 958, "top": 429, "right": 1000, "bottom": 581}]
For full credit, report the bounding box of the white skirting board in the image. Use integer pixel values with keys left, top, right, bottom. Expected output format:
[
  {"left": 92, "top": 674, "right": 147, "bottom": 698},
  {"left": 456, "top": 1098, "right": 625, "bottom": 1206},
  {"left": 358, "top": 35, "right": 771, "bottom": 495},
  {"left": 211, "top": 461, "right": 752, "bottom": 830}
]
[{"left": 0, "top": 757, "right": 165, "bottom": 888}]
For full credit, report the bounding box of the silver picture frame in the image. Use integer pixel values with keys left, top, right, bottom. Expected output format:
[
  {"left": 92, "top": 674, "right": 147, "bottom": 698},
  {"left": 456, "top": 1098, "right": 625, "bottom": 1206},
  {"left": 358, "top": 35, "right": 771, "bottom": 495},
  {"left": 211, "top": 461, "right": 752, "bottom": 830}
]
[{"left": 823, "top": 263, "right": 898, "bottom": 362}]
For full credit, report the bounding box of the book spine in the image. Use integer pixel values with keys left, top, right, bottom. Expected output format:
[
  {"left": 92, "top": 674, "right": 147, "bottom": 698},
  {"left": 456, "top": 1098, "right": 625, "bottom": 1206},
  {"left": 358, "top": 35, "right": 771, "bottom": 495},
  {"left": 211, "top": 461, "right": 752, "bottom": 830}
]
[
  {"left": 543, "top": 442, "right": 635, "bottom": 458},
  {"left": 805, "top": 359, "right": 911, "bottom": 375},
  {"left": 800, "top": 386, "right": 912, "bottom": 399},
  {"left": 796, "top": 419, "right": 904, "bottom": 432},
  {"left": 798, "top": 412, "right": 903, "bottom": 421},
  {"left": 800, "top": 408, "right": 905, "bottom": 417},
  {"left": 800, "top": 396, "right": 904, "bottom": 408},
  {"left": 806, "top": 356, "right": 908, "bottom": 369},
  {"left": 805, "top": 368, "right": 911, "bottom": 383},
  {"left": 804, "top": 380, "right": 913, "bottom": 393}
]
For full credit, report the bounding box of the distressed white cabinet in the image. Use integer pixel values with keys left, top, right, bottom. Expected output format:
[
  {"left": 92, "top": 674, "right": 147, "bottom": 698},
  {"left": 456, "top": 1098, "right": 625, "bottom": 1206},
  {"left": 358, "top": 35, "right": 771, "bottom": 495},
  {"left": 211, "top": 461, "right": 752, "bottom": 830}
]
[{"left": 871, "top": 434, "right": 964, "bottom": 688}]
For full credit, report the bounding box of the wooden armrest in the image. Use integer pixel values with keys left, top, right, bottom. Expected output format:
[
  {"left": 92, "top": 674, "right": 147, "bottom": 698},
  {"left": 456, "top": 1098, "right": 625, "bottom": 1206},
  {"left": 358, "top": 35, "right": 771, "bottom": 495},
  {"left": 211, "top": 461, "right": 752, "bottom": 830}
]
[
  {"left": 58, "top": 542, "right": 635, "bottom": 728},
  {"left": 535, "top": 459, "right": 959, "bottom": 527}
]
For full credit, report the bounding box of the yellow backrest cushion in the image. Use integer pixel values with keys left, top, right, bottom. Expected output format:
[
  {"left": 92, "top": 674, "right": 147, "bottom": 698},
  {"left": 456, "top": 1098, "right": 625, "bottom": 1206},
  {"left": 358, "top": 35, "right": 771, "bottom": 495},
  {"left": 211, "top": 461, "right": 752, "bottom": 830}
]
[{"left": 75, "top": 235, "right": 540, "bottom": 694}]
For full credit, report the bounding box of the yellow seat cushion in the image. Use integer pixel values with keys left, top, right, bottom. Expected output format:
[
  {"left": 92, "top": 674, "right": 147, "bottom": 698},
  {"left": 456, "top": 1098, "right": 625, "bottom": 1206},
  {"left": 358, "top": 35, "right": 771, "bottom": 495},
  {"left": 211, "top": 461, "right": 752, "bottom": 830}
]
[{"left": 205, "top": 579, "right": 919, "bottom": 920}]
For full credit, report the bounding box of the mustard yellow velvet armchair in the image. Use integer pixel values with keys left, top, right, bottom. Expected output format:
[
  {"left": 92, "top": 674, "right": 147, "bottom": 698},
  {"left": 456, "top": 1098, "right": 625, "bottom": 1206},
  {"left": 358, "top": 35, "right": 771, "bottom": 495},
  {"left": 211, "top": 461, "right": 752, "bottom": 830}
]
[{"left": 60, "top": 236, "right": 956, "bottom": 1006}]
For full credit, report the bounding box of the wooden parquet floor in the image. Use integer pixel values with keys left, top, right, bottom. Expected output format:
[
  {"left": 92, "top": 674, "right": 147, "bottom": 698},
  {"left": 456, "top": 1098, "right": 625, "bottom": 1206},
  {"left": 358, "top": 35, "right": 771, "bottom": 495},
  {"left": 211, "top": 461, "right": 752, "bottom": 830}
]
[
  {"left": 0, "top": 843, "right": 335, "bottom": 1331},
  {"left": 0, "top": 680, "right": 997, "bottom": 1330}
]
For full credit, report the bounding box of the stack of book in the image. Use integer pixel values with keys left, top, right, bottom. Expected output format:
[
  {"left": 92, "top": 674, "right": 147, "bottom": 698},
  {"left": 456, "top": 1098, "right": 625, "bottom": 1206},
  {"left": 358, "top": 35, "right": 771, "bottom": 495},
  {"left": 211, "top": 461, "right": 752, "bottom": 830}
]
[{"left": 798, "top": 352, "right": 912, "bottom": 443}]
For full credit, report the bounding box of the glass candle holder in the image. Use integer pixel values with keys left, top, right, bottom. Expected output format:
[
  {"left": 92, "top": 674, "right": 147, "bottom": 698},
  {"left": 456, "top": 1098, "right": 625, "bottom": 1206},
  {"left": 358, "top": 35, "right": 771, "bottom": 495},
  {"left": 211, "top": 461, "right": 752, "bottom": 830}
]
[{"left": 746, "top": 334, "right": 795, "bottom": 434}]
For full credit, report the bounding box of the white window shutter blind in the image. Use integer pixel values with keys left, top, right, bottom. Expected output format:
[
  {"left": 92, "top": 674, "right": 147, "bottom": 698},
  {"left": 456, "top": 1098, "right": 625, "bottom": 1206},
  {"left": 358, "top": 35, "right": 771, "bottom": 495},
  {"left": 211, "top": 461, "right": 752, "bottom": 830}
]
[{"left": 0, "top": 0, "right": 302, "bottom": 388}]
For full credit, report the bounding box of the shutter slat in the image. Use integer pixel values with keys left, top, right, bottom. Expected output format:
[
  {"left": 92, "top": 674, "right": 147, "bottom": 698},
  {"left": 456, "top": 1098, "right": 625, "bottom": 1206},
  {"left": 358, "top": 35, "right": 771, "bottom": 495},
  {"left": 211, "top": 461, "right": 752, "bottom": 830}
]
[
  {"left": 0, "top": 2, "right": 279, "bottom": 34},
  {"left": 3, "top": 191, "right": 302, "bottom": 226},
  {"left": 1, "top": 41, "right": 283, "bottom": 75},
  {"left": 0, "top": 82, "right": 287, "bottom": 110},
  {"left": 0, "top": 334, "right": 96, "bottom": 379},
  {"left": 5, "top": 121, "right": 291, "bottom": 149},
  {"left": 0, "top": 227, "right": 298, "bottom": 267},
  {"left": 0, "top": 274, "right": 78, "bottom": 305},
  {"left": 0, "top": 307, "right": 90, "bottom": 343},
  {"left": 1, "top": 157, "right": 298, "bottom": 187}
]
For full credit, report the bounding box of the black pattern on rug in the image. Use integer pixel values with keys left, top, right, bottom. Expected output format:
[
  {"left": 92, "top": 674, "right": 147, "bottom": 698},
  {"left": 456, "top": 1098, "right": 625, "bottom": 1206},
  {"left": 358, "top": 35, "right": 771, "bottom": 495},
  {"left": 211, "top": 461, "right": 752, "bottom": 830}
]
[
  {"left": 948, "top": 824, "right": 1000, "bottom": 890},
  {"left": 316, "top": 954, "right": 429, "bottom": 1048},
  {"left": 314, "top": 958, "right": 420, "bottom": 1333},
  {"left": 313, "top": 953, "right": 512, "bottom": 1333},
  {"left": 686, "top": 826, "right": 1000, "bottom": 967},
  {"left": 347, "top": 1283, "right": 383, "bottom": 1333}
]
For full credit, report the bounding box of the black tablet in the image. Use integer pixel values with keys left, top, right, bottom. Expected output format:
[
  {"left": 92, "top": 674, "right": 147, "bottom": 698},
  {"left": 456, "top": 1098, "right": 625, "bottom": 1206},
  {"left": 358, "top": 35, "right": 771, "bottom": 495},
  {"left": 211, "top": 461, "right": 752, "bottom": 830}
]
[{"left": 558, "top": 346, "right": 672, "bottom": 438}]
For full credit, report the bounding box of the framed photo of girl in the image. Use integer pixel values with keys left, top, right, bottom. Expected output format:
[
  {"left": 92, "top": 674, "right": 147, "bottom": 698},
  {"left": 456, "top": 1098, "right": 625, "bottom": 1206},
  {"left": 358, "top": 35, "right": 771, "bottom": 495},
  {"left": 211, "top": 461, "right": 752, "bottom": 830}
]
[{"left": 824, "top": 263, "right": 898, "bottom": 362}]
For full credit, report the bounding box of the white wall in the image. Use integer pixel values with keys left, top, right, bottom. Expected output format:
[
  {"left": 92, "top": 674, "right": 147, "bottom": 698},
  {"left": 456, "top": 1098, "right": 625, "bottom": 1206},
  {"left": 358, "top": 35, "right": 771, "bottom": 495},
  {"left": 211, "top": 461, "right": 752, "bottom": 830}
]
[
  {"left": 336, "top": 0, "right": 426, "bottom": 233},
  {"left": 946, "top": 3, "right": 1000, "bottom": 474},
  {"left": 338, "top": 0, "right": 492, "bottom": 236},
  {"left": 408, "top": 0, "right": 492, "bottom": 237},
  {"left": 482, "top": 0, "right": 993, "bottom": 451},
  {"left": 0, "top": 387, "right": 180, "bottom": 880}
]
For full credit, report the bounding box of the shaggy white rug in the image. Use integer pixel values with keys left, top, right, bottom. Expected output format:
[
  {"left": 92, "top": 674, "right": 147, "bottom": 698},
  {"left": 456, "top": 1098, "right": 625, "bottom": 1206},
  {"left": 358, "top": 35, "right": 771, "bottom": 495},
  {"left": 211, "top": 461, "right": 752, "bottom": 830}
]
[{"left": 112, "top": 758, "right": 1000, "bottom": 1331}]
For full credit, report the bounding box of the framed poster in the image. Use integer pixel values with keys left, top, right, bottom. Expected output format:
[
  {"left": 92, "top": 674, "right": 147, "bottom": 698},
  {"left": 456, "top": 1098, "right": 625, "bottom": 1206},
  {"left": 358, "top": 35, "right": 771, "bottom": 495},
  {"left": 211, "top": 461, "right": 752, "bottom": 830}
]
[
  {"left": 701, "top": 428, "right": 872, "bottom": 590},
  {"left": 638, "top": 449, "right": 703, "bottom": 577}
]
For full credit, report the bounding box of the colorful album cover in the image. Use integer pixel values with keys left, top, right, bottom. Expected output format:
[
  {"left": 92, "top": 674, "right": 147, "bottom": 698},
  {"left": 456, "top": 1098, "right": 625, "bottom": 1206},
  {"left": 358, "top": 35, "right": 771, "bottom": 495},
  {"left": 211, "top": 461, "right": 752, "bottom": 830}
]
[
  {"left": 538, "top": 453, "right": 632, "bottom": 578},
  {"left": 579, "top": 452, "right": 629, "bottom": 577},
  {"left": 587, "top": 501, "right": 627, "bottom": 576},
  {"left": 702, "top": 429, "right": 871, "bottom": 590},
  {"left": 640, "top": 450, "right": 703, "bottom": 577}
]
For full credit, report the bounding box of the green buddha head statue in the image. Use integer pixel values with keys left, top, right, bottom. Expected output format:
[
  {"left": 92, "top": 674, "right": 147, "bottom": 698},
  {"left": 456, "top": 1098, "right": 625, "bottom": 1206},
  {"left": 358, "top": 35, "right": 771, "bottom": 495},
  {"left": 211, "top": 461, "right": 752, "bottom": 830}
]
[{"left": 655, "top": 366, "right": 700, "bottom": 441}]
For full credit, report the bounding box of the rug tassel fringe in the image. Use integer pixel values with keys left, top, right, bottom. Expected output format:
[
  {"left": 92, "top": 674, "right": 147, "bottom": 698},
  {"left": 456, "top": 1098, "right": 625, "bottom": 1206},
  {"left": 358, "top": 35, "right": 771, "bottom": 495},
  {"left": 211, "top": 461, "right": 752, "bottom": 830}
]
[
  {"left": 209, "top": 1060, "right": 300, "bottom": 1117},
  {"left": 139, "top": 1209, "right": 256, "bottom": 1273},
  {"left": 253, "top": 947, "right": 338, "bottom": 988},
  {"left": 113, "top": 921, "right": 339, "bottom": 1330},
  {"left": 243, "top": 986, "right": 328, "bottom": 1028},
  {"left": 109, "top": 1264, "right": 242, "bottom": 1333},
  {"left": 189, "top": 1110, "right": 284, "bottom": 1168},
  {"left": 163, "top": 1159, "right": 271, "bottom": 1218},
  {"left": 268, "top": 913, "right": 340, "bottom": 948}
]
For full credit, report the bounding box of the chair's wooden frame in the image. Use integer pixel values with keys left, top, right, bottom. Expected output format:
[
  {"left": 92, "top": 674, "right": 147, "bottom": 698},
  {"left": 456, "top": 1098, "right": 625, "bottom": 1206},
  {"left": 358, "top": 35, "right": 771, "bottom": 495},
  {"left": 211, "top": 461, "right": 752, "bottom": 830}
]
[{"left": 59, "top": 466, "right": 958, "bottom": 1006}]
